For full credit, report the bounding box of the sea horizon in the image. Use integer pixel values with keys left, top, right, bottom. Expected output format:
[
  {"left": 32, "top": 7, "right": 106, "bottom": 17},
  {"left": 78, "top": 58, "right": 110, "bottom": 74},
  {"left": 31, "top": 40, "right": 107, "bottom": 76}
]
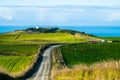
[{"left": 0, "top": 26, "right": 120, "bottom": 37}]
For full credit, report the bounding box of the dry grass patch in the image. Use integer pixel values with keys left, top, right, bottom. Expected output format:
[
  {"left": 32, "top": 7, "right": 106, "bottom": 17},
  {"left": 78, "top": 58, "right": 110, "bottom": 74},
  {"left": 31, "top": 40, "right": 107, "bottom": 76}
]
[{"left": 52, "top": 61, "right": 120, "bottom": 80}]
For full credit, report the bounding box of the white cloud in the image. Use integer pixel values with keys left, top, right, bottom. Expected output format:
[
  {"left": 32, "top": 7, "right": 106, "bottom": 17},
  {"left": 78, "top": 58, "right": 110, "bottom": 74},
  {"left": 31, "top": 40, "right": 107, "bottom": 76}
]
[
  {"left": 0, "top": 6, "right": 120, "bottom": 26},
  {"left": 0, "top": 7, "right": 13, "bottom": 21},
  {"left": 0, "top": 13, "right": 13, "bottom": 21}
]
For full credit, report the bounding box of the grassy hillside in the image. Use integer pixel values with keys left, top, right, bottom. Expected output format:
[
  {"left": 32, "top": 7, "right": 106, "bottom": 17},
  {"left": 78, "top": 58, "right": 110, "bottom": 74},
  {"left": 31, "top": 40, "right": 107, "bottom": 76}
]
[
  {"left": 0, "top": 26, "right": 99, "bottom": 45},
  {"left": 0, "top": 28, "right": 99, "bottom": 79},
  {"left": 61, "top": 43, "right": 120, "bottom": 66},
  {"left": 0, "top": 56, "right": 33, "bottom": 73},
  {"left": 0, "top": 45, "right": 39, "bottom": 56},
  {"left": 17, "top": 33, "right": 86, "bottom": 43},
  {"left": 53, "top": 63, "right": 120, "bottom": 80},
  {"left": 52, "top": 43, "right": 120, "bottom": 80},
  {"left": 0, "top": 45, "right": 40, "bottom": 77},
  {"left": 0, "top": 33, "right": 88, "bottom": 45},
  {"left": 0, "top": 34, "right": 17, "bottom": 41}
]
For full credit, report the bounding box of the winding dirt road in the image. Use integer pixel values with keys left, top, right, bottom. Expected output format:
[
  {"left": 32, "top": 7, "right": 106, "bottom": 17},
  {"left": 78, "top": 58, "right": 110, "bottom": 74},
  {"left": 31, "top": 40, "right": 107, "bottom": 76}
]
[{"left": 27, "top": 45, "right": 60, "bottom": 80}]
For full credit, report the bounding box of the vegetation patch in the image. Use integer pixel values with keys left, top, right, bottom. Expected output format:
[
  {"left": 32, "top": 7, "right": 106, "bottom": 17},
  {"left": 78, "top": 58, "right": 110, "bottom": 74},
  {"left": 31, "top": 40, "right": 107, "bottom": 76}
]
[
  {"left": 0, "top": 45, "right": 40, "bottom": 77},
  {"left": 61, "top": 43, "right": 120, "bottom": 66},
  {"left": 0, "top": 34, "right": 17, "bottom": 41},
  {"left": 54, "top": 43, "right": 120, "bottom": 80},
  {"left": 53, "top": 61, "right": 120, "bottom": 80},
  {"left": 17, "top": 33, "right": 86, "bottom": 43},
  {"left": 0, "top": 45, "right": 39, "bottom": 56},
  {"left": 0, "top": 32, "right": 88, "bottom": 45}
]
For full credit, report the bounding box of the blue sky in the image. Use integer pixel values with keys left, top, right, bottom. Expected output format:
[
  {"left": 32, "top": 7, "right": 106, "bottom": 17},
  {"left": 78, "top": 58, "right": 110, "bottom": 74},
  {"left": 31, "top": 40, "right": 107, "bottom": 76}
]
[{"left": 0, "top": 0, "right": 120, "bottom": 26}]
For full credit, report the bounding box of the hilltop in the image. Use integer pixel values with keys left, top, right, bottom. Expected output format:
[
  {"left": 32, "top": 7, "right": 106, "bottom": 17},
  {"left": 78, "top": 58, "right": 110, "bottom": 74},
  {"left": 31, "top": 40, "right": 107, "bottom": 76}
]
[
  {"left": 0, "top": 27, "right": 101, "bottom": 45},
  {"left": 4, "top": 27, "right": 93, "bottom": 36}
]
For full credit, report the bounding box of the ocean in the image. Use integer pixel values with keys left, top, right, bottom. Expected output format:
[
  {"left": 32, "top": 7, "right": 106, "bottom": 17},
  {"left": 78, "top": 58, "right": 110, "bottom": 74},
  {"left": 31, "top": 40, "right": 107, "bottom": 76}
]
[{"left": 0, "top": 26, "right": 120, "bottom": 37}]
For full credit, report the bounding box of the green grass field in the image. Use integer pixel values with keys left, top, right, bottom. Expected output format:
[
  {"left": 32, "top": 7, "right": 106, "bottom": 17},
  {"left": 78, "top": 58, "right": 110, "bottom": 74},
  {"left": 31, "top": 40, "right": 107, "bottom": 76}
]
[
  {"left": 0, "top": 45, "right": 39, "bottom": 56},
  {"left": 0, "top": 45, "right": 40, "bottom": 76},
  {"left": 61, "top": 43, "right": 120, "bottom": 66},
  {"left": 0, "top": 34, "right": 17, "bottom": 41},
  {"left": 0, "top": 33, "right": 87, "bottom": 45},
  {"left": 52, "top": 43, "right": 120, "bottom": 80},
  {"left": 0, "top": 31, "right": 97, "bottom": 79},
  {"left": 0, "top": 56, "right": 34, "bottom": 73},
  {"left": 0, "top": 32, "right": 87, "bottom": 78},
  {"left": 17, "top": 33, "right": 86, "bottom": 43}
]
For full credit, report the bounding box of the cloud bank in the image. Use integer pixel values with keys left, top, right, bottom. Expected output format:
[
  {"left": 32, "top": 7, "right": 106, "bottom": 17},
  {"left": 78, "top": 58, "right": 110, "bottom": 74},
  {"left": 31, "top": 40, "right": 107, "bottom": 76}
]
[{"left": 0, "top": 6, "right": 120, "bottom": 26}]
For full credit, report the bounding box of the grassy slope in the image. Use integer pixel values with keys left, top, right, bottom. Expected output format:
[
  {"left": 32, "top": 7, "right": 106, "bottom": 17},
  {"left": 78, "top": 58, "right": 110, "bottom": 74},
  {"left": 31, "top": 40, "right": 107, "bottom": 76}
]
[
  {"left": 61, "top": 43, "right": 120, "bottom": 66},
  {"left": 0, "top": 45, "right": 39, "bottom": 77},
  {"left": 0, "top": 56, "right": 33, "bottom": 73},
  {"left": 53, "top": 43, "right": 120, "bottom": 80},
  {"left": 53, "top": 65, "right": 120, "bottom": 80},
  {"left": 0, "top": 30, "right": 88, "bottom": 76},
  {"left": 0, "top": 45, "right": 39, "bottom": 56},
  {"left": 0, "top": 32, "right": 88, "bottom": 45},
  {"left": 0, "top": 29, "right": 96, "bottom": 78},
  {"left": 17, "top": 33, "right": 86, "bottom": 43},
  {"left": 0, "top": 34, "right": 17, "bottom": 41}
]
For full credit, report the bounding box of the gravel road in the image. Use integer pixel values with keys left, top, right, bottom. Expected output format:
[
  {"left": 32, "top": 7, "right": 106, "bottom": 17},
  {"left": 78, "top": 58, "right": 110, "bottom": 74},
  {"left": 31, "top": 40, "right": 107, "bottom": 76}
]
[{"left": 27, "top": 45, "right": 60, "bottom": 80}]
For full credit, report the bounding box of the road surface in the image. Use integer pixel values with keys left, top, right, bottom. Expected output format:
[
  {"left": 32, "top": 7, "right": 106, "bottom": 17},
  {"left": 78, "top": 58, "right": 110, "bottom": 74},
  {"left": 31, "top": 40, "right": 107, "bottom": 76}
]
[{"left": 27, "top": 45, "right": 60, "bottom": 80}]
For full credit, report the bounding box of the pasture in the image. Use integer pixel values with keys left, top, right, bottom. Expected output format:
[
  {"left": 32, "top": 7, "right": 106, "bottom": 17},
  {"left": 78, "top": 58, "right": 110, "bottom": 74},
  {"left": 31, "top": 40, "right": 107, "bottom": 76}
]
[
  {"left": 61, "top": 43, "right": 120, "bottom": 66},
  {"left": 0, "top": 45, "right": 40, "bottom": 76},
  {"left": 52, "top": 43, "right": 120, "bottom": 80},
  {"left": 0, "top": 33, "right": 87, "bottom": 45}
]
